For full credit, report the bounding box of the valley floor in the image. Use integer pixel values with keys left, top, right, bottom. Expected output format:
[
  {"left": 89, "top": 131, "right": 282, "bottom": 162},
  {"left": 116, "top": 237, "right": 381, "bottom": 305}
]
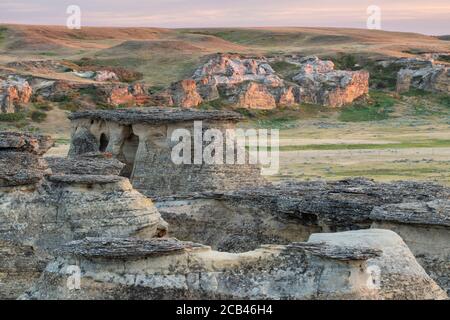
[{"left": 274, "top": 120, "right": 450, "bottom": 185}]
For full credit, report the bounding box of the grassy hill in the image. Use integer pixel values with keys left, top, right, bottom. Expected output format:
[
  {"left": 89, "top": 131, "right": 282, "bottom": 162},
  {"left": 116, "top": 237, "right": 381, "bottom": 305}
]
[{"left": 1, "top": 24, "right": 449, "bottom": 86}]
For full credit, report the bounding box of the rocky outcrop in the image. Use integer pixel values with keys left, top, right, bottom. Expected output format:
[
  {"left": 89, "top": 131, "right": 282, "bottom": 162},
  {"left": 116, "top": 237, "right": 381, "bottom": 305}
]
[
  {"left": 158, "top": 54, "right": 368, "bottom": 109},
  {"left": 157, "top": 178, "right": 449, "bottom": 294},
  {"left": 218, "top": 82, "right": 277, "bottom": 109},
  {"left": 164, "top": 79, "right": 203, "bottom": 108},
  {"left": 32, "top": 79, "right": 150, "bottom": 108},
  {"left": 292, "top": 56, "right": 369, "bottom": 107},
  {"left": 159, "top": 54, "right": 284, "bottom": 109},
  {"left": 93, "top": 70, "right": 119, "bottom": 82},
  {"left": 396, "top": 63, "right": 449, "bottom": 94},
  {"left": 22, "top": 230, "right": 447, "bottom": 300},
  {"left": 105, "top": 86, "right": 134, "bottom": 106},
  {"left": 277, "top": 86, "right": 297, "bottom": 106},
  {"left": 0, "top": 131, "right": 167, "bottom": 299},
  {"left": 102, "top": 83, "right": 151, "bottom": 107},
  {"left": 0, "top": 131, "right": 54, "bottom": 155},
  {"left": 192, "top": 54, "right": 284, "bottom": 87},
  {"left": 0, "top": 76, "right": 33, "bottom": 113}
]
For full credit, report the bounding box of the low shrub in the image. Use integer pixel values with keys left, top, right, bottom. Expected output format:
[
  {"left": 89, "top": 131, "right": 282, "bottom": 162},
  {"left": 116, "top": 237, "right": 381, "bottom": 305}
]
[
  {"left": 0, "top": 112, "right": 26, "bottom": 122},
  {"left": 30, "top": 110, "right": 47, "bottom": 123},
  {"left": 339, "top": 91, "right": 396, "bottom": 122}
]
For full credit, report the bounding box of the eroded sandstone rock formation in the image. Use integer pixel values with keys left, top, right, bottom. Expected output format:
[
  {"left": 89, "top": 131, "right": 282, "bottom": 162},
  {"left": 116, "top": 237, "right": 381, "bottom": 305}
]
[
  {"left": 158, "top": 54, "right": 284, "bottom": 109},
  {"left": 0, "top": 131, "right": 167, "bottom": 299},
  {"left": 2, "top": 128, "right": 448, "bottom": 299},
  {"left": 30, "top": 78, "right": 150, "bottom": 109},
  {"left": 292, "top": 56, "right": 369, "bottom": 107},
  {"left": 157, "top": 178, "right": 450, "bottom": 294},
  {"left": 22, "top": 230, "right": 447, "bottom": 300},
  {"left": 158, "top": 54, "right": 369, "bottom": 109},
  {"left": 396, "top": 63, "right": 449, "bottom": 94},
  {"left": 0, "top": 76, "right": 33, "bottom": 113},
  {"left": 67, "top": 108, "right": 267, "bottom": 198},
  {"left": 99, "top": 83, "right": 151, "bottom": 107}
]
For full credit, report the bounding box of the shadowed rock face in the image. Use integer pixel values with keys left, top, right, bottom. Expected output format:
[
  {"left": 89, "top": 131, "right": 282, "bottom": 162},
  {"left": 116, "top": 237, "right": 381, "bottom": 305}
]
[
  {"left": 0, "top": 131, "right": 167, "bottom": 299},
  {"left": 392, "top": 58, "right": 449, "bottom": 94},
  {"left": 0, "top": 152, "right": 50, "bottom": 187},
  {"left": 21, "top": 230, "right": 447, "bottom": 300},
  {"left": 292, "top": 56, "right": 369, "bottom": 107},
  {"left": 396, "top": 64, "right": 449, "bottom": 94},
  {"left": 167, "top": 79, "right": 203, "bottom": 108},
  {"left": 67, "top": 127, "right": 99, "bottom": 156}
]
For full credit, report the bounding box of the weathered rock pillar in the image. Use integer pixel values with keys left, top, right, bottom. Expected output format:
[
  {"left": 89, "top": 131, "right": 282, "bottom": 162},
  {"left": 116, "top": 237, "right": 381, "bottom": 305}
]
[{"left": 68, "top": 108, "right": 267, "bottom": 198}]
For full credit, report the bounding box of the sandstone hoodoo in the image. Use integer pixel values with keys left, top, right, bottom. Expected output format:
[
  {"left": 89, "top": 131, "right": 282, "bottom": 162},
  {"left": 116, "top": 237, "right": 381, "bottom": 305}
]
[
  {"left": 0, "top": 131, "right": 167, "bottom": 299},
  {"left": 67, "top": 108, "right": 267, "bottom": 198},
  {"left": 22, "top": 230, "right": 447, "bottom": 300},
  {"left": 0, "top": 76, "right": 33, "bottom": 113},
  {"left": 158, "top": 54, "right": 369, "bottom": 109}
]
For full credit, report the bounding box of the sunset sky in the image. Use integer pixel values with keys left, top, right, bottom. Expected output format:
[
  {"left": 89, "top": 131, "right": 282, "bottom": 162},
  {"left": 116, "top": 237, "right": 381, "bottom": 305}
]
[{"left": 0, "top": 0, "right": 449, "bottom": 35}]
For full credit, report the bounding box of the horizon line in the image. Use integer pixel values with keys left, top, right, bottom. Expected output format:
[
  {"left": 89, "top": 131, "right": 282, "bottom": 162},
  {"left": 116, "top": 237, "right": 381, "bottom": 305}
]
[{"left": 1, "top": 22, "right": 448, "bottom": 37}]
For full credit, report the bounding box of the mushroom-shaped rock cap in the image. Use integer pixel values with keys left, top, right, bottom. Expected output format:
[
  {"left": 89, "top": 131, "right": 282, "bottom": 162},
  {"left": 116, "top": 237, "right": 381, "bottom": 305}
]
[
  {"left": 46, "top": 154, "right": 125, "bottom": 176},
  {"left": 57, "top": 237, "right": 207, "bottom": 259},
  {"left": 370, "top": 200, "right": 450, "bottom": 227},
  {"left": 286, "top": 242, "right": 382, "bottom": 261},
  {"left": 0, "top": 131, "right": 54, "bottom": 155},
  {"left": 68, "top": 107, "right": 243, "bottom": 125}
]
